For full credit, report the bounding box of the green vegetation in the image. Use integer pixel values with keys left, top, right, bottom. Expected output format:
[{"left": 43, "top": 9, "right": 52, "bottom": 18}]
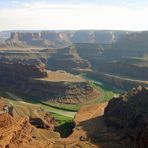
[
  {"left": 0, "top": 75, "right": 120, "bottom": 125},
  {"left": 45, "top": 102, "right": 81, "bottom": 112},
  {"left": 82, "top": 75, "right": 120, "bottom": 103},
  {"left": 38, "top": 74, "right": 119, "bottom": 113},
  {"left": 0, "top": 90, "right": 74, "bottom": 125},
  {"left": 90, "top": 82, "right": 116, "bottom": 103},
  {"left": 45, "top": 73, "right": 118, "bottom": 111},
  {"left": 52, "top": 113, "right": 72, "bottom": 125},
  {"left": 18, "top": 95, "right": 76, "bottom": 119}
]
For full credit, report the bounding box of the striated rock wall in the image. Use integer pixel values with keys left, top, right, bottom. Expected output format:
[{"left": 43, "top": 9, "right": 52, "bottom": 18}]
[
  {"left": 87, "top": 71, "right": 148, "bottom": 90},
  {"left": 6, "top": 31, "right": 71, "bottom": 48},
  {"left": 98, "top": 62, "right": 148, "bottom": 80},
  {"left": 0, "top": 62, "right": 98, "bottom": 103},
  {"left": 6, "top": 30, "right": 128, "bottom": 47},
  {"left": 47, "top": 46, "right": 91, "bottom": 72},
  {"left": 26, "top": 80, "right": 98, "bottom": 103},
  {"left": 0, "top": 61, "right": 47, "bottom": 81},
  {"left": 104, "top": 86, "right": 148, "bottom": 148}
]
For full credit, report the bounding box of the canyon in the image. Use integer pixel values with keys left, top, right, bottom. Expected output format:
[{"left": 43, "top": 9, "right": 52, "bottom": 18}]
[
  {"left": 0, "top": 86, "right": 147, "bottom": 147},
  {"left": 0, "top": 61, "right": 99, "bottom": 104},
  {"left": 0, "top": 30, "right": 129, "bottom": 49},
  {"left": 0, "top": 30, "right": 147, "bottom": 148}
]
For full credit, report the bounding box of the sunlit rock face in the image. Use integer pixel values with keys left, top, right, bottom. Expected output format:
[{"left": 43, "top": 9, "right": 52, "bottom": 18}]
[{"left": 0, "top": 61, "right": 99, "bottom": 103}]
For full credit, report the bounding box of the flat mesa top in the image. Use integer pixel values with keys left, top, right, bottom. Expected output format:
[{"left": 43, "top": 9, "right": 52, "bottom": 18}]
[{"left": 36, "top": 70, "right": 86, "bottom": 82}]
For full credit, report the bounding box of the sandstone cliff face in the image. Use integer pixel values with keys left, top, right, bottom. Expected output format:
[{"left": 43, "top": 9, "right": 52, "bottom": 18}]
[
  {"left": 0, "top": 61, "right": 47, "bottom": 81},
  {"left": 0, "top": 98, "right": 57, "bottom": 148},
  {"left": 106, "top": 31, "right": 148, "bottom": 59},
  {"left": 3, "top": 30, "right": 128, "bottom": 49},
  {"left": 0, "top": 99, "right": 32, "bottom": 147},
  {"left": 0, "top": 61, "right": 98, "bottom": 103},
  {"left": 0, "top": 116, "right": 33, "bottom": 148},
  {"left": 26, "top": 80, "right": 98, "bottom": 103},
  {"left": 104, "top": 86, "right": 148, "bottom": 148},
  {"left": 87, "top": 71, "right": 148, "bottom": 90},
  {"left": 70, "top": 30, "right": 128, "bottom": 44},
  {"left": 5, "top": 31, "right": 71, "bottom": 48},
  {"left": 98, "top": 61, "right": 148, "bottom": 80},
  {"left": 47, "top": 46, "right": 91, "bottom": 72}
]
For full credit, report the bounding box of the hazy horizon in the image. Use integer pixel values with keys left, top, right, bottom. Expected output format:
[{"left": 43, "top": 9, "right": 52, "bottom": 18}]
[
  {"left": 0, "top": 0, "right": 148, "bottom": 31},
  {"left": 1, "top": 28, "right": 148, "bottom": 32},
  {"left": 0, "top": 29, "right": 146, "bottom": 31}
]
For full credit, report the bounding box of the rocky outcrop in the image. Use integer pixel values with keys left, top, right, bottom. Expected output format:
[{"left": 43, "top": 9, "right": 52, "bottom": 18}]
[
  {"left": 0, "top": 103, "right": 34, "bottom": 147},
  {"left": 0, "top": 98, "right": 13, "bottom": 116},
  {"left": 47, "top": 46, "right": 91, "bottom": 72},
  {"left": 0, "top": 112, "right": 56, "bottom": 147},
  {"left": 26, "top": 80, "right": 99, "bottom": 103},
  {"left": 70, "top": 30, "right": 128, "bottom": 44},
  {"left": 104, "top": 31, "right": 148, "bottom": 59},
  {"left": 71, "top": 30, "right": 95, "bottom": 43},
  {"left": 0, "top": 96, "right": 58, "bottom": 147},
  {"left": 0, "top": 61, "right": 98, "bottom": 103},
  {"left": 98, "top": 61, "right": 148, "bottom": 80},
  {"left": 0, "top": 116, "right": 33, "bottom": 147},
  {"left": 87, "top": 71, "right": 148, "bottom": 90},
  {"left": 5, "top": 31, "right": 71, "bottom": 48},
  {"left": 0, "top": 61, "right": 47, "bottom": 81},
  {"left": 0, "top": 113, "right": 14, "bottom": 128},
  {"left": 1, "top": 30, "right": 129, "bottom": 49},
  {"left": 29, "top": 112, "right": 55, "bottom": 130},
  {"left": 104, "top": 86, "right": 148, "bottom": 148}
]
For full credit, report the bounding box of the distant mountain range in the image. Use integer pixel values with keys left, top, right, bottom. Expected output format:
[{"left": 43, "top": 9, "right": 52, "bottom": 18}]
[{"left": 0, "top": 30, "right": 131, "bottom": 48}]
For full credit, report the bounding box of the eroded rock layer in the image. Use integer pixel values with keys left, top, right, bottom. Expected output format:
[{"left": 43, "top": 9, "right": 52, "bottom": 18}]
[
  {"left": 104, "top": 86, "right": 148, "bottom": 148},
  {"left": 0, "top": 61, "right": 99, "bottom": 103},
  {"left": 0, "top": 98, "right": 57, "bottom": 148}
]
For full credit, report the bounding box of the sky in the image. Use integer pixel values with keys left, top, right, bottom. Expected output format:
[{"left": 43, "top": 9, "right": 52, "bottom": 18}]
[{"left": 0, "top": 0, "right": 148, "bottom": 31}]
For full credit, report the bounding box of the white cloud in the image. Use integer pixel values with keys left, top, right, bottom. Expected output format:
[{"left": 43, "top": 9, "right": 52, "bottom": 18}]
[
  {"left": 10, "top": 0, "right": 19, "bottom": 4},
  {"left": 0, "top": 2, "right": 148, "bottom": 30}
]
